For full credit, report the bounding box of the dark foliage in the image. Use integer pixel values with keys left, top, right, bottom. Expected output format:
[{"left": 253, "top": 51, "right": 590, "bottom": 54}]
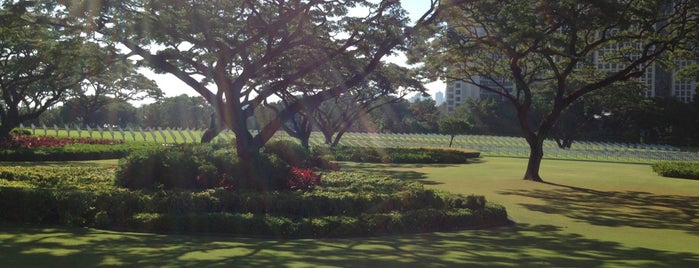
[
  {"left": 115, "top": 142, "right": 325, "bottom": 191},
  {"left": 652, "top": 161, "right": 699, "bottom": 180},
  {"left": 323, "top": 146, "right": 480, "bottom": 164},
  {"left": 263, "top": 140, "right": 311, "bottom": 167}
]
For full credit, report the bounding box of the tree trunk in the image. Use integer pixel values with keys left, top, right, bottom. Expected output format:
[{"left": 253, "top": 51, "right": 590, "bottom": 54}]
[
  {"left": 318, "top": 125, "right": 335, "bottom": 145},
  {"left": 0, "top": 125, "right": 13, "bottom": 140},
  {"left": 448, "top": 135, "right": 455, "bottom": 148},
  {"left": 200, "top": 113, "right": 221, "bottom": 143},
  {"left": 200, "top": 128, "right": 222, "bottom": 143},
  {"left": 0, "top": 117, "right": 19, "bottom": 140},
  {"left": 554, "top": 138, "right": 572, "bottom": 149},
  {"left": 233, "top": 131, "right": 274, "bottom": 191},
  {"left": 219, "top": 100, "right": 279, "bottom": 191},
  {"left": 330, "top": 131, "right": 346, "bottom": 148},
  {"left": 523, "top": 134, "right": 545, "bottom": 182},
  {"left": 282, "top": 116, "right": 312, "bottom": 150}
]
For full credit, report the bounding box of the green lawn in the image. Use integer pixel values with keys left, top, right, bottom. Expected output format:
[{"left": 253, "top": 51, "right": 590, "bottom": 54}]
[{"left": 2, "top": 157, "right": 699, "bottom": 267}]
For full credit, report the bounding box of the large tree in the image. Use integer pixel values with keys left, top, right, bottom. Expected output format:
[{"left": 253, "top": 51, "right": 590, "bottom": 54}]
[
  {"left": 438, "top": 116, "right": 471, "bottom": 147},
  {"left": 421, "top": 0, "right": 698, "bottom": 181},
  {"left": 311, "top": 63, "right": 427, "bottom": 147},
  {"left": 407, "top": 98, "right": 441, "bottom": 133},
  {"left": 64, "top": 0, "right": 439, "bottom": 188},
  {"left": 0, "top": 1, "right": 104, "bottom": 139},
  {"left": 65, "top": 59, "right": 162, "bottom": 126}
]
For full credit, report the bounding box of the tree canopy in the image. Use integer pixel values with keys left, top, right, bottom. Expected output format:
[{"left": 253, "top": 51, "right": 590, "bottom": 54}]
[
  {"left": 308, "top": 62, "right": 427, "bottom": 147},
  {"left": 60, "top": 0, "right": 439, "bottom": 189},
  {"left": 0, "top": 1, "right": 105, "bottom": 138},
  {"left": 420, "top": 0, "right": 698, "bottom": 181},
  {"left": 74, "top": 0, "right": 434, "bottom": 137},
  {"left": 65, "top": 59, "right": 162, "bottom": 126},
  {"left": 438, "top": 116, "right": 471, "bottom": 147}
]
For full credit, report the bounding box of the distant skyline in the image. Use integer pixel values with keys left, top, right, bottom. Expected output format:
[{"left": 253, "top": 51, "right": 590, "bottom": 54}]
[{"left": 141, "top": 1, "right": 445, "bottom": 105}]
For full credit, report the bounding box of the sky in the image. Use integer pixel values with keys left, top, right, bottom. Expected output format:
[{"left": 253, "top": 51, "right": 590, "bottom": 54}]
[{"left": 143, "top": 1, "right": 445, "bottom": 104}]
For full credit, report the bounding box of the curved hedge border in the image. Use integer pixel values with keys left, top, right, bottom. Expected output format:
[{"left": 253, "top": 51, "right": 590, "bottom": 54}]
[
  {"left": 0, "top": 142, "right": 159, "bottom": 161},
  {"left": 652, "top": 161, "right": 699, "bottom": 180},
  {"left": 320, "top": 146, "right": 480, "bottom": 164},
  {"left": 0, "top": 169, "right": 509, "bottom": 237}
]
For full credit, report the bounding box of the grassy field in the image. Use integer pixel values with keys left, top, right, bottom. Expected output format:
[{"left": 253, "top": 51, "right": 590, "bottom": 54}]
[{"left": 1, "top": 157, "right": 699, "bottom": 267}]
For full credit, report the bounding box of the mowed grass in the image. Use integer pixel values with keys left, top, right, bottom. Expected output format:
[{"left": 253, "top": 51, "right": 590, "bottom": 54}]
[{"left": 2, "top": 157, "right": 699, "bottom": 267}]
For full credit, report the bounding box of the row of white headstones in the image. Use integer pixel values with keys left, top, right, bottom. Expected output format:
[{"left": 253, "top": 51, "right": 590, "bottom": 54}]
[{"left": 17, "top": 123, "right": 231, "bottom": 143}]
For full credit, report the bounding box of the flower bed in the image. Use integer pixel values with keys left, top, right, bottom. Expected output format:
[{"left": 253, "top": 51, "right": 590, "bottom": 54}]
[{"left": 1, "top": 135, "right": 123, "bottom": 149}]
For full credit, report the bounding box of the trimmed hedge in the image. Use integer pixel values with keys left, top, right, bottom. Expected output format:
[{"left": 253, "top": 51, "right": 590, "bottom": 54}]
[
  {"left": 122, "top": 206, "right": 507, "bottom": 237},
  {"left": 0, "top": 142, "right": 158, "bottom": 161},
  {"left": 652, "top": 161, "right": 699, "bottom": 180},
  {"left": 0, "top": 168, "right": 509, "bottom": 237},
  {"left": 0, "top": 166, "right": 114, "bottom": 189},
  {"left": 322, "top": 146, "right": 480, "bottom": 164}
]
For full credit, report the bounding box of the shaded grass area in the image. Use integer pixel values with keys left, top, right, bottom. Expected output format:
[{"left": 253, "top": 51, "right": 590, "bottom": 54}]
[
  {"left": 502, "top": 183, "right": 699, "bottom": 235},
  {"left": 2, "top": 224, "right": 698, "bottom": 267},
  {"left": 2, "top": 157, "right": 699, "bottom": 267}
]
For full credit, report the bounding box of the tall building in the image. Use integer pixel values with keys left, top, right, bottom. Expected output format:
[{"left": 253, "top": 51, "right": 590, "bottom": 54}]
[{"left": 445, "top": 77, "right": 515, "bottom": 113}]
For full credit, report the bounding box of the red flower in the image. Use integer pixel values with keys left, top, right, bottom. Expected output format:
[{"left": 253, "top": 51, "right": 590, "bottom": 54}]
[{"left": 285, "top": 167, "right": 322, "bottom": 190}]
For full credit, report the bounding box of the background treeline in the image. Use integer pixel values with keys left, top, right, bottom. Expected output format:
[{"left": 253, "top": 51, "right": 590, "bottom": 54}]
[
  {"left": 449, "top": 96, "right": 699, "bottom": 148},
  {"left": 26, "top": 93, "right": 699, "bottom": 148},
  {"left": 28, "top": 95, "right": 212, "bottom": 130}
]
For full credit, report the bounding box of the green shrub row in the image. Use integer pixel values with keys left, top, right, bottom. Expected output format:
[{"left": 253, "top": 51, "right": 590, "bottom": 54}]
[
  {"left": 0, "top": 166, "right": 114, "bottom": 190},
  {"left": 123, "top": 205, "right": 508, "bottom": 237},
  {"left": 0, "top": 142, "right": 158, "bottom": 161},
  {"left": 0, "top": 171, "right": 489, "bottom": 217},
  {"left": 652, "top": 161, "right": 699, "bottom": 180},
  {"left": 0, "top": 171, "right": 508, "bottom": 237},
  {"left": 320, "top": 146, "right": 480, "bottom": 164}
]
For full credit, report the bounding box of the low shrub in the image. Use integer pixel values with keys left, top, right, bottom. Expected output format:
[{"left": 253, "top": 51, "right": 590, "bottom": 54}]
[
  {"left": 263, "top": 140, "right": 310, "bottom": 167},
  {"left": 10, "top": 128, "right": 31, "bottom": 136},
  {"left": 322, "top": 146, "right": 479, "bottom": 164},
  {"left": 0, "top": 166, "right": 114, "bottom": 189},
  {"left": 114, "top": 141, "right": 342, "bottom": 191},
  {"left": 652, "top": 161, "right": 699, "bottom": 180},
  {"left": 0, "top": 142, "right": 155, "bottom": 161},
  {"left": 116, "top": 144, "right": 225, "bottom": 190},
  {"left": 114, "top": 143, "right": 291, "bottom": 191}
]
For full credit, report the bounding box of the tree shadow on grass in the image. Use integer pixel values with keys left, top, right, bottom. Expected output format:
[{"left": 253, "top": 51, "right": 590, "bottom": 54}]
[
  {"left": 340, "top": 163, "right": 447, "bottom": 185},
  {"left": 499, "top": 182, "right": 699, "bottom": 235},
  {"left": 339, "top": 160, "right": 486, "bottom": 186},
  {"left": 2, "top": 224, "right": 698, "bottom": 267}
]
